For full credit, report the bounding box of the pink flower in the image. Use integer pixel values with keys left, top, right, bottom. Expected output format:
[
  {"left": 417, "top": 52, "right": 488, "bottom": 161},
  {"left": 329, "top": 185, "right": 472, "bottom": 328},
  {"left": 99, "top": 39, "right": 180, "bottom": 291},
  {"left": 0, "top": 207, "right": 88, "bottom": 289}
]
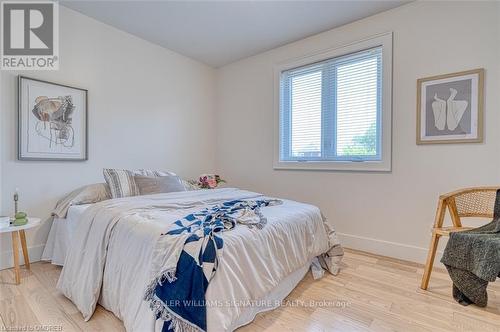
[{"left": 195, "top": 174, "right": 225, "bottom": 189}]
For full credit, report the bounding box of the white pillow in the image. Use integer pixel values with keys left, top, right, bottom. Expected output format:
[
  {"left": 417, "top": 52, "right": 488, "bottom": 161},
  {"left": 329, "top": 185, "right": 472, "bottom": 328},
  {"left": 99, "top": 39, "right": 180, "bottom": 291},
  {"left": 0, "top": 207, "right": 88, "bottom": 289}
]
[
  {"left": 133, "top": 169, "right": 198, "bottom": 191},
  {"left": 53, "top": 183, "right": 110, "bottom": 218},
  {"left": 134, "top": 175, "right": 186, "bottom": 195},
  {"left": 133, "top": 169, "right": 176, "bottom": 177}
]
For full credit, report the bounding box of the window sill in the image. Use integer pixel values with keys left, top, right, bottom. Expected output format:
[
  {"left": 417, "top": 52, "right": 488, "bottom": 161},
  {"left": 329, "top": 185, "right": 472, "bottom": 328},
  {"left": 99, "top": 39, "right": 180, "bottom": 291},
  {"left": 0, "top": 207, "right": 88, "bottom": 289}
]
[{"left": 273, "top": 160, "right": 391, "bottom": 172}]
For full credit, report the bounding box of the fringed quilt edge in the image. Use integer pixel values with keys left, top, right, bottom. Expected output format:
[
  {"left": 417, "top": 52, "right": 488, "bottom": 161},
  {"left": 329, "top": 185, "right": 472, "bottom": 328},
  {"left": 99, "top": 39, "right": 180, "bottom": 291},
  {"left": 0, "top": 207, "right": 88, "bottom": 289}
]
[{"left": 144, "top": 269, "right": 204, "bottom": 332}]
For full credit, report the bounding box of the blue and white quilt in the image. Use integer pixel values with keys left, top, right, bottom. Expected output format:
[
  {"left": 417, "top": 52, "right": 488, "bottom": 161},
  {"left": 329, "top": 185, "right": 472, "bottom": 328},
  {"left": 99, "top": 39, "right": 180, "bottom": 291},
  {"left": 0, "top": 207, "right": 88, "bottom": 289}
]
[{"left": 144, "top": 199, "right": 281, "bottom": 332}]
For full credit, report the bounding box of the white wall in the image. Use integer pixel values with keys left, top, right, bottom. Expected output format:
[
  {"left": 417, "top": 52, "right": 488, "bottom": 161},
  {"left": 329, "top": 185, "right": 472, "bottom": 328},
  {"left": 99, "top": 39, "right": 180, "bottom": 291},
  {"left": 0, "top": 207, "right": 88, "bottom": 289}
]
[
  {"left": 215, "top": 1, "right": 500, "bottom": 263},
  {"left": 0, "top": 6, "right": 216, "bottom": 268},
  {"left": 1, "top": 1, "right": 498, "bottom": 270}
]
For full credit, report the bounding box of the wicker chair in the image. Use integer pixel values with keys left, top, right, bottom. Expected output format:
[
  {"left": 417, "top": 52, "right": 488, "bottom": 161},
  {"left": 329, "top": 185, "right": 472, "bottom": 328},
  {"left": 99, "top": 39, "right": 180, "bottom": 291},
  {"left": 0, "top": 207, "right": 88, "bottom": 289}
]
[{"left": 420, "top": 186, "right": 499, "bottom": 290}]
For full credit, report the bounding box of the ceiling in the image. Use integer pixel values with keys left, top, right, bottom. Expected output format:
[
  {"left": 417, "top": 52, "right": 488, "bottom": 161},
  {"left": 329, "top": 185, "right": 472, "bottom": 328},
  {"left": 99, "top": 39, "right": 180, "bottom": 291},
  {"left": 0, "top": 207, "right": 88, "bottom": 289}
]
[{"left": 61, "top": 1, "right": 409, "bottom": 67}]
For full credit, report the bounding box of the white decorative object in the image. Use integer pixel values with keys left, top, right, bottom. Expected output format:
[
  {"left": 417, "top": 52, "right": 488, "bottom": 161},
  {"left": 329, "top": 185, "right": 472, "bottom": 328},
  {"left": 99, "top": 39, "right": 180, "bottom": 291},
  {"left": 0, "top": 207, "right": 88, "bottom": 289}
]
[
  {"left": 432, "top": 94, "right": 447, "bottom": 131},
  {"left": 446, "top": 88, "right": 468, "bottom": 131},
  {"left": 0, "top": 216, "right": 10, "bottom": 229},
  {"left": 417, "top": 69, "right": 483, "bottom": 144}
]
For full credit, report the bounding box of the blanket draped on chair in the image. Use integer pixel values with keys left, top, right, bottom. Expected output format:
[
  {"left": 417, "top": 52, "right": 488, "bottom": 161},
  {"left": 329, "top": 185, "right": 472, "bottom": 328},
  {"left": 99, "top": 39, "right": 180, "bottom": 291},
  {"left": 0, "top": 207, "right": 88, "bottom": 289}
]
[
  {"left": 144, "top": 199, "right": 281, "bottom": 332},
  {"left": 441, "top": 189, "right": 500, "bottom": 307}
]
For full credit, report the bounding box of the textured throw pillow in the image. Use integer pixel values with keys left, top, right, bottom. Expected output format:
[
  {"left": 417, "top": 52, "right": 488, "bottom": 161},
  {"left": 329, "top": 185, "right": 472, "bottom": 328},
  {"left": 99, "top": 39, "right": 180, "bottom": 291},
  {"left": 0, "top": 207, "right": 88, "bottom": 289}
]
[
  {"left": 133, "top": 169, "right": 176, "bottom": 177},
  {"left": 134, "top": 175, "right": 186, "bottom": 195},
  {"left": 103, "top": 169, "right": 140, "bottom": 198},
  {"left": 181, "top": 179, "right": 199, "bottom": 191},
  {"left": 53, "top": 183, "right": 111, "bottom": 218}
]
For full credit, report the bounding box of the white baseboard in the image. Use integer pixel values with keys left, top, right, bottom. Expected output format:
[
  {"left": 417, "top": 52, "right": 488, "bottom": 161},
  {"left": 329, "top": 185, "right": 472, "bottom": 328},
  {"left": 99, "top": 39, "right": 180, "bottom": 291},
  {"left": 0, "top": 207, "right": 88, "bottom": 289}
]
[
  {"left": 337, "top": 232, "right": 444, "bottom": 265},
  {"left": 0, "top": 235, "right": 442, "bottom": 270},
  {"left": 0, "top": 244, "right": 45, "bottom": 270}
]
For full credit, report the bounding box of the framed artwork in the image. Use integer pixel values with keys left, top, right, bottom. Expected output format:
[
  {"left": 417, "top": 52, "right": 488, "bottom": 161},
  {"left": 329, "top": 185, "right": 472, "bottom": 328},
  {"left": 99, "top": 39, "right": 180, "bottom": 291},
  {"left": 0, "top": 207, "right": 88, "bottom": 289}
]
[
  {"left": 18, "top": 76, "right": 88, "bottom": 161},
  {"left": 416, "top": 68, "right": 484, "bottom": 144}
]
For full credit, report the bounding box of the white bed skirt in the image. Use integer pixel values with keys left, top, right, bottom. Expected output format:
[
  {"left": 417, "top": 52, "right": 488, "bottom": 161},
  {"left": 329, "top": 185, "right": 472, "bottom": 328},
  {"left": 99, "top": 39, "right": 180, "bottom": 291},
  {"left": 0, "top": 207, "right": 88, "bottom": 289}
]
[
  {"left": 41, "top": 205, "right": 90, "bottom": 265},
  {"left": 227, "top": 261, "right": 310, "bottom": 331},
  {"left": 41, "top": 217, "right": 66, "bottom": 265}
]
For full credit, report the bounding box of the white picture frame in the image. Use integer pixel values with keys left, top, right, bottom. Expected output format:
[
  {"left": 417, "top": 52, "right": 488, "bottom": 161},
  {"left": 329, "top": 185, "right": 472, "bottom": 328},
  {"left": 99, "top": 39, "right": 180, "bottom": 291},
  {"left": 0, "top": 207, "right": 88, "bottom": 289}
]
[
  {"left": 18, "top": 76, "right": 88, "bottom": 160},
  {"left": 417, "top": 69, "right": 484, "bottom": 144}
]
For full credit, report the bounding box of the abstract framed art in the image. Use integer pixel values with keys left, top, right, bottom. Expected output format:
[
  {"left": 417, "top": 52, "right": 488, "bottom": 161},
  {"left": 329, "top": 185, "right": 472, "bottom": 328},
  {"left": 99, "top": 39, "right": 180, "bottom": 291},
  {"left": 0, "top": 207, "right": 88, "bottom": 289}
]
[
  {"left": 416, "top": 68, "right": 484, "bottom": 144},
  {"left": 18, "top": 76, "right": 88, "bottom": 161}
]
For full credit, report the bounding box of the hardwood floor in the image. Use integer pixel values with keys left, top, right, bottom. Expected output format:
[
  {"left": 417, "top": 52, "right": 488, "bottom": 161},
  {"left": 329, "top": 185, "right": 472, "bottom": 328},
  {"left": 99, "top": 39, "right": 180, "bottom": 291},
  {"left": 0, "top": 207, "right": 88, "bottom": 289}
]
[{"left": 0, "top": 248, "right": 499, "bottom": 331}]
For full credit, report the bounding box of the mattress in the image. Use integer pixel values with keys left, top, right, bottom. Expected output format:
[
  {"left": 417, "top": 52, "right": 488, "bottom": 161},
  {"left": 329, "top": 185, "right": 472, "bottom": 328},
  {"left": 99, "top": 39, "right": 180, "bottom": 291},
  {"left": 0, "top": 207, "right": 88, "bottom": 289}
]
[{"left": 41, "top": 204, "right": 91, "bottom": 265}]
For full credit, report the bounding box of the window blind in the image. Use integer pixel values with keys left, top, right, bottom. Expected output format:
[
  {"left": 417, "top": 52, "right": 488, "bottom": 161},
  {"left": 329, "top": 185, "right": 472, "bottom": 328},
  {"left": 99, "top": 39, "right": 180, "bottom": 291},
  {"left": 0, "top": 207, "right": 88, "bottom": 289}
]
[{"left": 279, "top": 46, "right": 382, "bottom": 162}]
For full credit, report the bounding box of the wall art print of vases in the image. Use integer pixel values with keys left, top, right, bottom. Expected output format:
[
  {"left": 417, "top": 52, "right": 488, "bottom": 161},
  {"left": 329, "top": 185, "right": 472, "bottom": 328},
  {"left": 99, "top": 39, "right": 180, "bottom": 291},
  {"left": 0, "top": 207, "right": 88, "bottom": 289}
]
[{"left": 417, "top": 69, "right": 483, "bottom": 144}]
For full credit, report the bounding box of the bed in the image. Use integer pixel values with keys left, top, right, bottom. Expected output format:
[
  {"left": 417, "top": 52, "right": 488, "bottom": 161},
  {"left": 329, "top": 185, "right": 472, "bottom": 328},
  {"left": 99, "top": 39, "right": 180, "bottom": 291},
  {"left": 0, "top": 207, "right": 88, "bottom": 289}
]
[{"left": 43, "top": 187, "right": 343, "bottom": 331}]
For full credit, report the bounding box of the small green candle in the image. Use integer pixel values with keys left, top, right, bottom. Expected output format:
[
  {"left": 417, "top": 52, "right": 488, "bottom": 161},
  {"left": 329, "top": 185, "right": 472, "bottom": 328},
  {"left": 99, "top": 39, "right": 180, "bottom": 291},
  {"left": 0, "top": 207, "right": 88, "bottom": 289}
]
[{"left": 14, "top": 188, "right": 19, "bottom": 215}]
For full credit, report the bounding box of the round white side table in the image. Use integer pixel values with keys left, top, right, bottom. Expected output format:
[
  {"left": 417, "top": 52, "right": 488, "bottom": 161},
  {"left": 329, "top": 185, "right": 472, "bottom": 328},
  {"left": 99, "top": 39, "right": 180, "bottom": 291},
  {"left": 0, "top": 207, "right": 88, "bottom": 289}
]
[{"left": 0, "top": 218, "right": 41, "bottom": 284}]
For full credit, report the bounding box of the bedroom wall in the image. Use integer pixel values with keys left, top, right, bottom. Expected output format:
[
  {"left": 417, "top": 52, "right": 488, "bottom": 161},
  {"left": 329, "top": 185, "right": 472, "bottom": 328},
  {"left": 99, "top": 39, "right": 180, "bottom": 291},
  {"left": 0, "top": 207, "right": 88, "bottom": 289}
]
[
  {"left": 215, "top": 1, "right": 500, "bottom": 263},
  {"left": 0, "top": 6, "right": 216, "bottom": 269}
]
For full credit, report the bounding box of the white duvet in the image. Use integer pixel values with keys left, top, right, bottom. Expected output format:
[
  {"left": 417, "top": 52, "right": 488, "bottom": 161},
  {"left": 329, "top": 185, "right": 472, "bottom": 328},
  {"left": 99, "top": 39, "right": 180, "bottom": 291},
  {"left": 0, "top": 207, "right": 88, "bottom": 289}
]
[{"left": 57, "top": 188, "right": 342, "bottom": 331}]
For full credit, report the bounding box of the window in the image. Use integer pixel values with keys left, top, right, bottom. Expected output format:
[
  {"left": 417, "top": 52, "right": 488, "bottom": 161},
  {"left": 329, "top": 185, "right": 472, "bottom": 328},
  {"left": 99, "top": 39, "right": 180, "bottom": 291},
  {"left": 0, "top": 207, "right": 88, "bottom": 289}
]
[{"left": 274, "top": 33, "right": 392, "bottom": 171}]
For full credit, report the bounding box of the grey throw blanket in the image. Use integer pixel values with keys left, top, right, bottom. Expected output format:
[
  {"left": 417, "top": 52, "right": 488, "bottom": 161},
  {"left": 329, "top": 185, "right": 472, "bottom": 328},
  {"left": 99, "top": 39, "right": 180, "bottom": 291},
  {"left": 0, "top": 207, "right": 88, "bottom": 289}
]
[{"left": 440, "top": 189, "right": 500, "bottom": 307}]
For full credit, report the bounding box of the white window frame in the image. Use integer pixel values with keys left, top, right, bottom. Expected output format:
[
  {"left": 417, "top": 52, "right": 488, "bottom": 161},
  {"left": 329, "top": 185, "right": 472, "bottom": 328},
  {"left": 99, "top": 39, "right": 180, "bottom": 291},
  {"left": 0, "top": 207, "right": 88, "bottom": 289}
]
[{"left": 273, "top": 32, "right": 392, "bottom": 172}]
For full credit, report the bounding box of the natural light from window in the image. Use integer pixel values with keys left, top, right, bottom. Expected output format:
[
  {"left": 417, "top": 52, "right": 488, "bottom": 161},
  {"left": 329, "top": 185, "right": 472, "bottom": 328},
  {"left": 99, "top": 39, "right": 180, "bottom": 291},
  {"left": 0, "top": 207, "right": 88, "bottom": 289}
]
[
  {"left": 280, "top": 47, "right": 381, "bottom": 161},
  {"left": 336, "top": 57, "right": 378, "bottom": 157},
  {"left": 291, "top": 71, "right": 322, "bottom": 157},
  {"left": 275, "top": 33, "right": 392, "bottom": 171}
]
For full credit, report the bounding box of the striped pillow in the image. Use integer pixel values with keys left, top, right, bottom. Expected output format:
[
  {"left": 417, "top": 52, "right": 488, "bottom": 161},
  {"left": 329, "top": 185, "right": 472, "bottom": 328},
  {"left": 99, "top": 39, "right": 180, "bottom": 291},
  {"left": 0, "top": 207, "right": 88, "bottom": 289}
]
[{"left": 103, "top": 169, "right": 140, "bottom": 198}]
